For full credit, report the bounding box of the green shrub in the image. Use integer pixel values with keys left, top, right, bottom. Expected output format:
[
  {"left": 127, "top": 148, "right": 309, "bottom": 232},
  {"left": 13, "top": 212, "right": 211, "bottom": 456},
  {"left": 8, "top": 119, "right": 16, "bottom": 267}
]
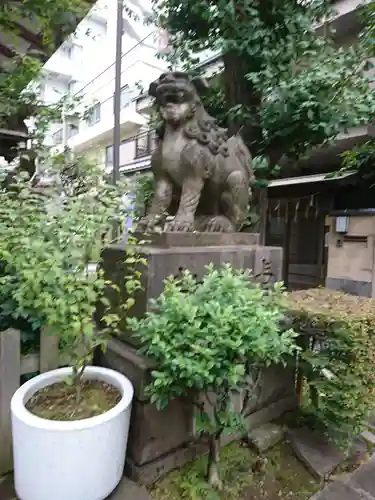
[
  {"left": 0, "top": 261, "right": 41, "bottom": 354},
  {"left": 0, "top": 165, "right": 144, "bottom": 408},
  {"left": 128, "top": 264, "right": 298, "bottom": 489},
  {"left": 286, "top": 288, "right": 375, "bottom": 445},
  {"left": 133, "top": 173, "right": 155, "bottom": 220}
]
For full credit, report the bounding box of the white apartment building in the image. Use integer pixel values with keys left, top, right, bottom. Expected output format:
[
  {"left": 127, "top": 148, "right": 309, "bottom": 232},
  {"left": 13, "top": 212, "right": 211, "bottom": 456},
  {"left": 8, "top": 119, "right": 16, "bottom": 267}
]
[
  {"left": 38, "top": 0, "right": 373, "bottom": 180},
  {"left": 39, "top": 0, "right": 168, "bottom": 173}
]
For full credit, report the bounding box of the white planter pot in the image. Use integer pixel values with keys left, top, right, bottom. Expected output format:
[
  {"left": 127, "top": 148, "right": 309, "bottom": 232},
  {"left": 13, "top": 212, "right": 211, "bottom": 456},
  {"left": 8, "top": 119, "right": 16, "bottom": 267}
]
[{"left": 11, "top": 366, "right": 134, "bottom": 500}]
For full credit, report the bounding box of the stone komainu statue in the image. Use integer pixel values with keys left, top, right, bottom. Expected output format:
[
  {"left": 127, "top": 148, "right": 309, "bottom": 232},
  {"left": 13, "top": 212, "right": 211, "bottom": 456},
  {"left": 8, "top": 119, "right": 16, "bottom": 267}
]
[{"left": 138, "top": 71, "right": 255, "bottom": 233}]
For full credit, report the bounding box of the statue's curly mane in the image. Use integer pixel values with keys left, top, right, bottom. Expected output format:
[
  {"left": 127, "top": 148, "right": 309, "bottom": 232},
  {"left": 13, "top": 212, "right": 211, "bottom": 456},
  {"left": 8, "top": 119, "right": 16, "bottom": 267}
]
[
  {"left": 155, "top": 102, "right": 231, "bottom": 158},
  {"left": 183, "top": 106, "right": 230, "bottom": 158}
]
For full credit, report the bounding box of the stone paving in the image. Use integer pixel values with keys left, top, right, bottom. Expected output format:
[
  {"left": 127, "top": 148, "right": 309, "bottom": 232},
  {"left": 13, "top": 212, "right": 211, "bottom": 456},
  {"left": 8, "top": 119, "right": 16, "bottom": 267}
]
[
  {"left": 302, "top": 417, "right": 375, "bottom": 499},
  {"left": 311, "top": 456, "right": 375, "bottom": 499},
  {"left": 289, "top": 427, "right": 348, "bottom": 480},
  {"left": 3, "top": 458, "right": 375, "bottom": 500},
  {"left": 109, "top": 477, "right": 151, "bottom": 500},
  {"left": 0, "top": 475, "right": 151, "bottom": 500},
  {"left": 2, "top": 420, "right": 375, "bottom": 500}
]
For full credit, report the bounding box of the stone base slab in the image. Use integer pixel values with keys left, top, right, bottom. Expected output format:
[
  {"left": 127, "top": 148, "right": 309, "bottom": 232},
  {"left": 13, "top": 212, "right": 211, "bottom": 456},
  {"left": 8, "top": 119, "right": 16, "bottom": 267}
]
[
  {"left": 125, "top": 395, "right": 297, "bottom": 486},
  {"left": 288, "top": 427, "right": 346, "bottom": 480},
  {"left": 129, "top": 231, "right": 260, "bottom": 248},
  {"left": 248, "top": 423, "right": 285, "bottom": 453},
  {"left": 99, "top": 339, "right": 297, "bottom": 468},
  {"left": 326, "top": 277, "right": 372, "bottom": 298},
  {"left": 100, "top": 238, "right": 283, "bottom": 347}
]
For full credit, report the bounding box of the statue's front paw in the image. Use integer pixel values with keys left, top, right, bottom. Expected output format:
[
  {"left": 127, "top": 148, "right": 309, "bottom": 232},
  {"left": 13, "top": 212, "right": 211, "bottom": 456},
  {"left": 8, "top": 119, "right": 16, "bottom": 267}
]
[
  {"left": 165, "top": 216, "right": 195, "bottom": 232},
  {"left": 137, "top": 215, "right": 162, "bottom": 233},
  {"left": 203, "top": 216, "right": 235, "bottom": 232}
]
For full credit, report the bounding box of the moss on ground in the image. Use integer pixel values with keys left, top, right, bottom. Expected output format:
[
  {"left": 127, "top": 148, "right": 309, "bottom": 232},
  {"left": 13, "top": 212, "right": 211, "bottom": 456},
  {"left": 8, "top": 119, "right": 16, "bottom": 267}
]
[{"left": 149, "top": 441, "right": 320, "bottom": 500}]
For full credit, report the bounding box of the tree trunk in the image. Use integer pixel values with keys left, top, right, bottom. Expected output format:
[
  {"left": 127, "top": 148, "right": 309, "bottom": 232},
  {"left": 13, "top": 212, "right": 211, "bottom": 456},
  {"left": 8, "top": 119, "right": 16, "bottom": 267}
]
[
  {"left": 222, "top": 52, "right": 262, "bottom": 156},
  {"left": 207, "top": 435, "right": 223, "bottom": 490}
]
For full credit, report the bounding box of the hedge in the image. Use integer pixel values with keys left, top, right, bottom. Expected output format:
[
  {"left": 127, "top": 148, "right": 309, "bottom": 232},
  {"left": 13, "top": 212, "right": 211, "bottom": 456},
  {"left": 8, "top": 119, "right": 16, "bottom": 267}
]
[{"left": 286, "top": 288, "right": 375, "bottom": 445}]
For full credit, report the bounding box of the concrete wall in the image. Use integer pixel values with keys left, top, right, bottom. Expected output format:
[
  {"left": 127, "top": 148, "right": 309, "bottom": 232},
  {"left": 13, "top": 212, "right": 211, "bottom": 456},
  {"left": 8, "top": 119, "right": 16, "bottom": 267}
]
[{"left": 325, "top": 214, "right": 375, "bottom": 297}]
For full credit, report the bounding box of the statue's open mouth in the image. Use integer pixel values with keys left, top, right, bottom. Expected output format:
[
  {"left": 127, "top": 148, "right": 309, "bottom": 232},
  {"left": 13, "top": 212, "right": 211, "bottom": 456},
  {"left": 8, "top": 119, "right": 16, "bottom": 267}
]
[
  {"left": 155, "top": 84, "right": 194, "bottom": 106},
  {"left": 164, "top": 93, "right": 182, "bottom": 104}
]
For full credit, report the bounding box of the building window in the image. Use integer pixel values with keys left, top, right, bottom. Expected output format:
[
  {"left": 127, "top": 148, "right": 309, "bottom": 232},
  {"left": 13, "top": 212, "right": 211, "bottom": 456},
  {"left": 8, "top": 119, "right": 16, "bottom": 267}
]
[
  {"left": 135, "top": 132, "right": 149, "bottom": 158},
  {"left": 120, "top": 85, "right": 132, "bottom": 109},
  {"left": 135, "top": 130, "right": 157, "bottom": 158},
  {"left": 61, "top": 43, "right": 73, "bottom": 59},
  {"left": 53, "top": 128, "right": 63, "bottom": 145},
  {"left": 149, "top": 130, "right": 157, "bottom": 150},
  {"left": 87, "top": 103, "right": 101, "bottom": 126},
  {"left": 67, "top": 80, "right": 76, "bottom": 94},
  {"left": 106, "top": 142, "right": 130, "bottom": 168},
  {"left": 67, "top": 124, "right": 79, "bottom": 138},
  {"left": 106, "top": 145, "right": 113, "bottom": 166}
]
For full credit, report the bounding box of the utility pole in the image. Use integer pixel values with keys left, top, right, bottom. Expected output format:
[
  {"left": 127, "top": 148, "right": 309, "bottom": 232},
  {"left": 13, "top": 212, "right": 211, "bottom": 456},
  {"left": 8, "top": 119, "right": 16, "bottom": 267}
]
[{"left": 112, "top": 0, "right": 124, "bottom": 186}]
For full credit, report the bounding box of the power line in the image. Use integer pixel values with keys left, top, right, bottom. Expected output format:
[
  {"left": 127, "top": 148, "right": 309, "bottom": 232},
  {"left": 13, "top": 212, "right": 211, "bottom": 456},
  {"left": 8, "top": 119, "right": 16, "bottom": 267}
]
[
  {"left": 74, "top": 30, "right": 156, "bottom": 97},
  {"left": 80, "top": 60, "right": 144, "bottom": 108}
]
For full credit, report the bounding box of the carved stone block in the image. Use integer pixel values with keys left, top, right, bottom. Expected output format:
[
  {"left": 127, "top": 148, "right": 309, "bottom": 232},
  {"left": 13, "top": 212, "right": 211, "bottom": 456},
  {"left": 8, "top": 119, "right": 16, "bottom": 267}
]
[
  {"left": 100, "top": 233, "right": 283, "bottom": 347},
  {"left": 99, "top": 338, "right": 195, "bottom": 466}
]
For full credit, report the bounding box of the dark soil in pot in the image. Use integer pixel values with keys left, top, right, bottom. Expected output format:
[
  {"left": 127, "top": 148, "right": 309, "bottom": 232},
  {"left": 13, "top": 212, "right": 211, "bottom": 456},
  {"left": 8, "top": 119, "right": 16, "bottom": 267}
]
[{"left": 26, "top": 380, "right": 121, "bottom": 421}]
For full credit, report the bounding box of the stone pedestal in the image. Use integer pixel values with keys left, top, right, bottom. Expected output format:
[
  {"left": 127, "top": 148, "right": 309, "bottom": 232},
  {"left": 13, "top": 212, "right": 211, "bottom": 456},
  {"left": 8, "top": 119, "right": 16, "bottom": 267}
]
[
  {"left": 100, "top": 232, "right": 283, "bottom": 347},
  {"left": 98, "top": 232, "right": 296, "bottom": 485},
  {"left": 99, "top": 339, "right": 297, "bottom": 485}
]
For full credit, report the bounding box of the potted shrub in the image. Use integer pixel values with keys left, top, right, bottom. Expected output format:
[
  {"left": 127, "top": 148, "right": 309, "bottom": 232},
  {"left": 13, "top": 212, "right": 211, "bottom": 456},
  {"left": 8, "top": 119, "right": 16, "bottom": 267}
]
[
  {"left": 128, "top": 265, "right": 298, "bottom": 491},
  {"left": 0, "top": 161, "right": 144, "bottom": 500}
]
